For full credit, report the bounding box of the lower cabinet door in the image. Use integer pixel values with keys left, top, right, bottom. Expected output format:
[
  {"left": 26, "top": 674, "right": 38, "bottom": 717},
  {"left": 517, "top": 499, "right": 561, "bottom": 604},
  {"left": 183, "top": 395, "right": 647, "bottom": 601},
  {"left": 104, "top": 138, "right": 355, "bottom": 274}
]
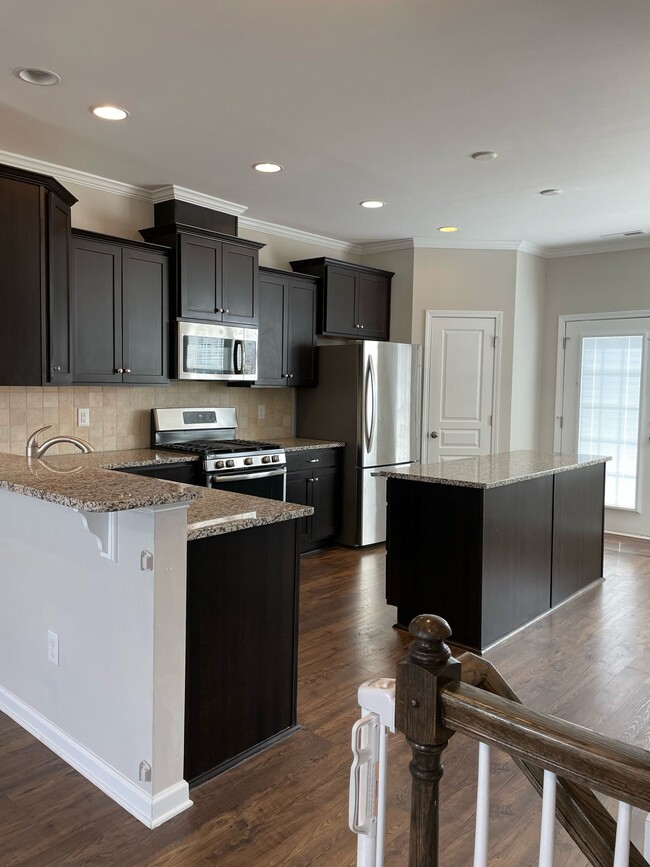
[
  {"left": 286, "top": 471, "right": 311, "bottom": 551},
  {"left": 310, "top": 466, "right": 340, "bottom": 543}
]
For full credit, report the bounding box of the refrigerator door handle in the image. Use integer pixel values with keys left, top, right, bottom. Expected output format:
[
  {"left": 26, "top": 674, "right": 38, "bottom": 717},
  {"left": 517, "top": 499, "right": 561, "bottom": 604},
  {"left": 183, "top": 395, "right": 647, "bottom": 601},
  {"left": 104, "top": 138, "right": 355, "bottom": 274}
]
[{"left": 364, "top": 354, "right": 377, "bottom": 454}]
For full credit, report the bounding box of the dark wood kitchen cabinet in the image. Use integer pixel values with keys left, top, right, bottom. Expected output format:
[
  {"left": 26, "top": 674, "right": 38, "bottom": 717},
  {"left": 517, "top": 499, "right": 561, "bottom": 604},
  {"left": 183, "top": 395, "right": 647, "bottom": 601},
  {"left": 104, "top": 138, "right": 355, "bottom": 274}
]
[
  {"left": 184, "top": 519, "right": 300, "bottom": 785},
  {"left": 289, "top": 257, "right": 393, "bottom": 341},
  {"left": 286, "top": 448, "right": 342, "bottom": 552},
  {"left": 0, "top": 163, "right": 77, "bottom": 386},
  {"left": 140, "top": 224, "right": 264, "bottom": 327},
  {"left": 72, "top": 230, "right": 170, "bottom": 384},
  {"left": 256, "top": 267, "right": 317, "bottom": 387}
]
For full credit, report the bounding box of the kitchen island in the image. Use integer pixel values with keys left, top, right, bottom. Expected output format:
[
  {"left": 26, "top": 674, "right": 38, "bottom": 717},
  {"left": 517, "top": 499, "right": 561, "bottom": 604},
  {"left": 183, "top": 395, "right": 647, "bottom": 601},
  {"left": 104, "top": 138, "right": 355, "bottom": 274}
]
[
  {"left": 380, "top": 451, "right": 609, "bottom": 652},
  {"left": 0, "top": 450, "right": 312, "bottom": 826}
]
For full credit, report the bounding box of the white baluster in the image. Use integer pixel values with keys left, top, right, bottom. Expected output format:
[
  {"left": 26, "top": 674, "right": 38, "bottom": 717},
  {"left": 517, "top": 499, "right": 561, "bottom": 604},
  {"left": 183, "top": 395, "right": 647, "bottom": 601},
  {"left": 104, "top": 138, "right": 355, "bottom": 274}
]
[
  {"left": 473, "top": 742, "right": 490, "bottom": 867},
  {"left": 538, "top": 770, "right": 557, "bottom": 867},
  {"left": 613, "top": 801, "right": 631, "bottom": 867},
  {"left": 644, "top": 812, "right": 650, "bottom": 860}
]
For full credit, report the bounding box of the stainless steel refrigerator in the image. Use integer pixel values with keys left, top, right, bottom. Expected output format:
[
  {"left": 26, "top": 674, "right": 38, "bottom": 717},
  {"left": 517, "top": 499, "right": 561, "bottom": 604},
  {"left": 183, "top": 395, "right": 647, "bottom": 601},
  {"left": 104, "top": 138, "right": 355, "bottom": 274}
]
[{"left": 297, "top": 341, "right": 421, "bottom": 547}]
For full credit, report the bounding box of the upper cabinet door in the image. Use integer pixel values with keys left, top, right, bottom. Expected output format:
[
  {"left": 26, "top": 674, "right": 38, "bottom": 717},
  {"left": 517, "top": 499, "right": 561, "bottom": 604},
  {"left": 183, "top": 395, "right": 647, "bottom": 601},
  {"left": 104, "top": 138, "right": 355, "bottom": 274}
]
[
  {"left": 179, "top": 233, "right": 221, "bottom": 320},
  {"left": 121, "top": 247, "right": 169, "bottom": 384},
  {"left": 286, "top": 278, "right": 317, "bottom": 386},
  {"left": 324, "top": 267, "right": 357, "bottom": 336},
  {"left": 47, "top": 195, "right": 73, "bottom": 384},
  {"left": 257, "top": 272, "right": 287, "bottom": 386},
  {"left": 72, "top": 237, "right": 123, "bottom": 383},
  {"left": 221, "top": 242, "right": 258, "bottom": 326},
  {"left": 357, "top": 272, "right": 391, "bottom": 341}
]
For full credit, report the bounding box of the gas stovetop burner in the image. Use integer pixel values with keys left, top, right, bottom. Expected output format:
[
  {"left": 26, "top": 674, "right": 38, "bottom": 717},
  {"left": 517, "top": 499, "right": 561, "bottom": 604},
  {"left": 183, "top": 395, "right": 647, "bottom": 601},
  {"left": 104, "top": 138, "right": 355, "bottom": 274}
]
[{"left": 163, "top": 438, "right": 282, "bottom": 456}]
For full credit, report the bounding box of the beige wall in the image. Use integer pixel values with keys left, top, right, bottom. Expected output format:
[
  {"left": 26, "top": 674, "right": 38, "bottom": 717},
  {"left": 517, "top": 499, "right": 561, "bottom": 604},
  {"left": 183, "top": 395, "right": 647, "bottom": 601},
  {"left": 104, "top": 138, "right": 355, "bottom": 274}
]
[
  {"left": 539, "top": 247, "right": 650, "bottom": 451},
  {"left": 66, "top": 181, "right": 153, "bottom": 241},
  {"left": 511, "top": 251, "right": 546, "bottom": 450},
  {"left": 239, "top": 226, "right": 358, "bottom": 271}
]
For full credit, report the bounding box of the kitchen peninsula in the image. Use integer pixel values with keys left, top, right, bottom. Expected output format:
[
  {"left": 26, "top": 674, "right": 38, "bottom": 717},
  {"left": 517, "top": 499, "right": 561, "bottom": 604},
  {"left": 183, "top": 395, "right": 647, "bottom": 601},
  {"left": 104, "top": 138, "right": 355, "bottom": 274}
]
[
  {"left": 0, "top": 449, "right": 312, "bottom": 827},
  {"left": 382, "top": 450, "right": 609, "bottom": 652}
]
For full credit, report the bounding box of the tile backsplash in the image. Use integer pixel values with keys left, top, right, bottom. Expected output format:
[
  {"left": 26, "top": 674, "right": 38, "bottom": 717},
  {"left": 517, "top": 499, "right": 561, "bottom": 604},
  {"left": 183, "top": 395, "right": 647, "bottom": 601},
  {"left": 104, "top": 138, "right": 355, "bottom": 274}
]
[{"left": 0, "top": 383, "right": 294, "bottom": 455}]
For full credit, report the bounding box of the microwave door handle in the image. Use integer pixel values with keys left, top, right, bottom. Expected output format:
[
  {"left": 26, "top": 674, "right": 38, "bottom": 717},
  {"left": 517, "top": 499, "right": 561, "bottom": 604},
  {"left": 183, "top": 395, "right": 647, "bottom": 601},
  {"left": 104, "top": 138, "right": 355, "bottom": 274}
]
[{"left": 233, "top": 340, "right": 244, "bottom": 375}]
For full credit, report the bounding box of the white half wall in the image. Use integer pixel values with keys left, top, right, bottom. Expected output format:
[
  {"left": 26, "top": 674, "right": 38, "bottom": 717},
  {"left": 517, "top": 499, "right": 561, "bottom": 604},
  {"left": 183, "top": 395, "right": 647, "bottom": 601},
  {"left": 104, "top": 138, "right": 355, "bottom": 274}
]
[{"left": 0, "top": 490, "right": 191, "bottom": 827}]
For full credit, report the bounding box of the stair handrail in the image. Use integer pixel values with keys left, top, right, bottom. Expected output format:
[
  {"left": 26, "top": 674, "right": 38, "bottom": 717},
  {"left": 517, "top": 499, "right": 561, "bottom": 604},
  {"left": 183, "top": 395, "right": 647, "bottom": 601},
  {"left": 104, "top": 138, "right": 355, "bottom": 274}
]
[{"left": 396, "top": 614, "right": 650, "bottom": 867}]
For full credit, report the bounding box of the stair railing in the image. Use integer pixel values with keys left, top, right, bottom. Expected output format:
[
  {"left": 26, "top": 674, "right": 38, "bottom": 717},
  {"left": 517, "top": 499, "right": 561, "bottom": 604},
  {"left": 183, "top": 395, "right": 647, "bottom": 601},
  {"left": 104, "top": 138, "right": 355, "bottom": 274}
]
[{"left": 350, "top": 614, "right": 650, "bottom": 867}]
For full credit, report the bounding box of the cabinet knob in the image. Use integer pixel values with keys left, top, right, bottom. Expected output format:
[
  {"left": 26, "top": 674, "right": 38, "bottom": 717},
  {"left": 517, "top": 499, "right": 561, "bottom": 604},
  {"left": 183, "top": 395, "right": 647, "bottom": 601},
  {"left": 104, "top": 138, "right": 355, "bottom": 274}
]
[
  {"left": 117, "top": 368, "right": 124, "bottom": 373},
  {"left": 289, "top": 373, "right": 294, "bottom": 379},
  {"left": 52, "top": 365, "right": 61, "bottom": 372},
  {"left": 124, "top": 368, "right": 131, "bottom": 374},
  {"left": 360, "top": 324, "right": 365, "bottom": 329},
  {"left": 313, "top": 477, "right": 319, "bottom": 482},
  {"left": 224, "top": 308, "right": 230, "bottom": 314}
]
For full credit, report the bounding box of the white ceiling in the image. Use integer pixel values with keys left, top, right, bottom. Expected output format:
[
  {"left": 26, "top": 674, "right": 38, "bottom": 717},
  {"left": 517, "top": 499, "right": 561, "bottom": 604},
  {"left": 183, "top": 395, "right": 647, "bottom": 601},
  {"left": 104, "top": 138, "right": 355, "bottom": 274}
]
[{"left": 2, "top": 0, "right": 650, "bottom": 253}]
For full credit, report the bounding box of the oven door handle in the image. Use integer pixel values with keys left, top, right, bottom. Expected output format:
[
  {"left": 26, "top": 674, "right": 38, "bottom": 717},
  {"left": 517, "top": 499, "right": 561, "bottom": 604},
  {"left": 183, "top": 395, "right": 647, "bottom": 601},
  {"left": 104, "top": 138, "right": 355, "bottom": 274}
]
[{"left": 209, "top": 467, "right": 287, "bottom": 483}]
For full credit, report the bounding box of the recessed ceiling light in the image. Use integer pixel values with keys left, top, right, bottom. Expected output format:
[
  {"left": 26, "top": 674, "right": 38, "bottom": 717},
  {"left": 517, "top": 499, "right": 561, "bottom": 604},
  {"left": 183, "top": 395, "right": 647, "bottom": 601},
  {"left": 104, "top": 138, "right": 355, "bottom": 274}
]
[
  {"left": 14, "top": 67, "right": 61, "bottom": 86},
  {"left": 91, "top": 105, "right": 130, "bottom": 121},
  {"left": 539, "top": 188, "right": 562, "bottom": 196},
  {"left": 360, "top": 200, "right": 385, "bottom": 209},
  {"left": 438, "top": 226, "right": 460, "bottom": 233},
  {"left": 471, "top": 151, "right": 497, "bottom": 161},
  {"left": 253, "top": 162, "right": 283, "bottom": 173}
]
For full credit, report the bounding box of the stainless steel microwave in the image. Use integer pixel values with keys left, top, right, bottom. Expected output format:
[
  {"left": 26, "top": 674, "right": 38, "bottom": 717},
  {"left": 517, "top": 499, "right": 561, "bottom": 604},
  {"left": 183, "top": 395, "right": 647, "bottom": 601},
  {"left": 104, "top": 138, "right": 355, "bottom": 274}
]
[{"left": 177, "top": 321, "right": 258, "bottom": 381}]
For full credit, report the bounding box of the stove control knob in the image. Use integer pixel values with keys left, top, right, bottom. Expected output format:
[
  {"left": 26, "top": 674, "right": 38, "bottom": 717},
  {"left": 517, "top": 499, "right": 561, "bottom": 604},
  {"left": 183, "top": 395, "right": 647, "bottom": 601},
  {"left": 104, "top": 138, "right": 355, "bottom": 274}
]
[
  {"left": 262, "top": 455, "right": 271, "bottom": 464},
  {"left": 216, "top": 460, "right": 225, "bottom": 469},
  {"left": 244, "top": 457, "right": 254, "bottom": 465},
  {"left": 272, "top": 454, "right": 280, "bottom": 462},
  {"left": 226, "top": 459, "right": 235, "bottom": 468}
]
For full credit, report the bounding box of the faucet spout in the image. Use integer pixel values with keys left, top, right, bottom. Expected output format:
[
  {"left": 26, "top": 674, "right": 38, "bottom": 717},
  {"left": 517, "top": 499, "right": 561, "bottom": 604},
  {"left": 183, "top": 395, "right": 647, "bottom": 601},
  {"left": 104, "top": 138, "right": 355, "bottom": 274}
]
[{"left": 26, "top": 425, "right": 95, "bottom": 459}]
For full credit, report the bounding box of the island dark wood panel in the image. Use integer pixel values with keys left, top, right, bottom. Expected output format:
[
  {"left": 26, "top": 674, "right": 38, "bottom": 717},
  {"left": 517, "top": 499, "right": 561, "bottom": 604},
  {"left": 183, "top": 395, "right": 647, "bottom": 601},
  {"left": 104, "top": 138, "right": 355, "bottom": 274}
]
[
  {"left": 184, "top": 519, "right": 300, "bottom": 785},
  {"left": 386, "top": 464, "right": 606, "bottom": 652}
]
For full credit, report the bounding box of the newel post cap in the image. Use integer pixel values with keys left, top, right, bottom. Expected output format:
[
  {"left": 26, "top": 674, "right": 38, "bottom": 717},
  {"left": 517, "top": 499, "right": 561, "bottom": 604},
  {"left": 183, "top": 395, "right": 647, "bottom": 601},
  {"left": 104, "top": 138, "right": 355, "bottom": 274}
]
[{"left": 408, "top": 614, "right": 453, "bottom": 665}]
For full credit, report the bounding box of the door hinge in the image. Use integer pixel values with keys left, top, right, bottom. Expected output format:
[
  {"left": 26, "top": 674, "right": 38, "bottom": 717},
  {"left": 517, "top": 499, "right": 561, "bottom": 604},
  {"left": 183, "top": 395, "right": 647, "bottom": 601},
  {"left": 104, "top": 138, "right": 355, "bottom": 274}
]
[
  {"left": 559, "top": 416, "right": 564, "bottom": 429},
  {"left": 562, "top": 336, "right": 570, "bottom": 350},
  {"left": 488, "top": 415, "right": 493, "bottom": 427},
  {"left": 492, "top": 335, "right": 499, "bottom": 348}
]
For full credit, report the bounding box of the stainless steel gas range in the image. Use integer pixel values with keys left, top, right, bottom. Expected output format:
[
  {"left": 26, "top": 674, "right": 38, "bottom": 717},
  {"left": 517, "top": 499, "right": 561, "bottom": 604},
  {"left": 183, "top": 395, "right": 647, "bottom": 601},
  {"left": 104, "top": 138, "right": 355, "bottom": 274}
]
[{"left": 152, "top": 407, "right": 287, "bottom": 500}]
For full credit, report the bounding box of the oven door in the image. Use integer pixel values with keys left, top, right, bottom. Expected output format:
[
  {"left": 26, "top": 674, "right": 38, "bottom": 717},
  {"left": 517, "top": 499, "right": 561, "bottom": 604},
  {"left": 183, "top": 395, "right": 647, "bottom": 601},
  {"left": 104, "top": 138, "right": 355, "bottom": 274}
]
[
  {"left": 177, "top": 321, "right": 257, "bottom": 381},
  {"left": 207, "top": 466, "right": 287, "bottom": 501}
]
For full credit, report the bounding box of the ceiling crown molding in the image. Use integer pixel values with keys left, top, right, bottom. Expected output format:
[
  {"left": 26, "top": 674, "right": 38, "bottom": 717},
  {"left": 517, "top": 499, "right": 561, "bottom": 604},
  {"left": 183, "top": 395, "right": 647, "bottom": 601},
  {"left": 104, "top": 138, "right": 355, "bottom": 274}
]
[
  {"left": 543, "top": 236, "right": 650, "bottom": 258},
  {"left": 239, "top": 215, "right": 360, "bottom": 255},
  {"left": 150, "top": 184, "right": 248, "bottom": 217},
  {"left": 355, "top": 238, "right": 414, "bottom": 255},
  {"left": 0, "top": 149, "right": 152, "bottom": 201}
]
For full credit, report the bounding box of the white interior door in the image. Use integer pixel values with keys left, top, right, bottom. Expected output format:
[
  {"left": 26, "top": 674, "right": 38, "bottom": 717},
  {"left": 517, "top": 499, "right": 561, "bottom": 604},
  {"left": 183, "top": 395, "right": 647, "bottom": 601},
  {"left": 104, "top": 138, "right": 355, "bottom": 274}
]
[
  {"left": 423, "top": 312, "right": 500, "bottom": 465},
  {"left": 560, "top": 316, "right": 650, "bottom": 537}
]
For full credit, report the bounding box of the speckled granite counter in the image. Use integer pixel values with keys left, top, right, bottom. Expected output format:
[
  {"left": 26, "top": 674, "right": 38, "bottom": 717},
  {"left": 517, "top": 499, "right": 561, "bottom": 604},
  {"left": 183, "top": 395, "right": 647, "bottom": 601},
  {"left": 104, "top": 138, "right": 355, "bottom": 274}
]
[
  {"left": 273, "top": 437, "right": 345, "bottom": 452},
  {"left": 5, "top": 447, "right": 313, "bottom": 537},
  {"left": 186, "top": 488, "right": 312, "bottom": 540},
  {"left": 0, "top": 451, "right": 200, "bottom": 512},
  {"left": 379, "top": 450, "right": 610, "bottom": 489}
]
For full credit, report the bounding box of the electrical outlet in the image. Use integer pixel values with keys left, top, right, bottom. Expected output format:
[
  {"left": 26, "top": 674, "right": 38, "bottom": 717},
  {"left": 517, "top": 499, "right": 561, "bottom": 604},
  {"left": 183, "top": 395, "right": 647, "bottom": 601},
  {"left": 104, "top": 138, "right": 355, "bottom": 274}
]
[
  {"left": 257, "top": 404, "right": 266, "bottom": 420},
  {"left": 48, "top": 630, "right": 59, "bottom": 666},
  {"left": 77, "top": 408, "right": 90, "bottom": 427}
]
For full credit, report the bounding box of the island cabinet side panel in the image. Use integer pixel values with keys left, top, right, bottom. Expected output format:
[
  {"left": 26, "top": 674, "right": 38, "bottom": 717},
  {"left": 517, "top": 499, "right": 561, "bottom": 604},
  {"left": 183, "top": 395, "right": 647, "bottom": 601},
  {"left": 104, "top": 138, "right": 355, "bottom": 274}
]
[
  {"left": 551, "top": 463, "right": 606, "bottom": 607},
  {"left": 386, "top": 478, "right": 484, "bottom": 649},
  {"left": 481, "top": 475, "right": 553, "bottom": 648},
  {"left": 184, "top": 520, "right": 299, "bottom": 785}
]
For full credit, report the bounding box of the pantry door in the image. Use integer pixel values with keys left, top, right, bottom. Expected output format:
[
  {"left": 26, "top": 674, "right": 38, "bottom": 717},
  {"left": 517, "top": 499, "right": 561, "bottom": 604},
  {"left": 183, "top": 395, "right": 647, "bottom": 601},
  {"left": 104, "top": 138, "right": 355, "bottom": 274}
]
[
  {"left": 559, "top": 314, "right": 650, "bottom": 537},
  {"left": 422, "top": 311, "right": 501, "bottom": 466}
]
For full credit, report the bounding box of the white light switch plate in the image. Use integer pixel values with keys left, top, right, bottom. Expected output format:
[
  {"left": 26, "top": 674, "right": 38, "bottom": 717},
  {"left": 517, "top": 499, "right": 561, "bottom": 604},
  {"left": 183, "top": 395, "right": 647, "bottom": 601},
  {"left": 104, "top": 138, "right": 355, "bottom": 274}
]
[
  {"left": 48, "top": 630, "right": 59, "bottom": 666},
  {"left": 77, "top": 408, "right": 90, "bottom": 427},
  {"left": 257, "top": 404, "right": 265, "bottom": 420}
]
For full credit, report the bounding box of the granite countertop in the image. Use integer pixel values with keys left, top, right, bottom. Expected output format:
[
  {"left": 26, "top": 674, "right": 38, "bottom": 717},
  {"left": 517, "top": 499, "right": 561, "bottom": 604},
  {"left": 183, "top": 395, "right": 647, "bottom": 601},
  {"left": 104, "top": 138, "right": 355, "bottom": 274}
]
[
  {"left": 0, "top": 451, "right": 200, "bottom": 512},
  {"left": 186, "top": 488, "right": 313, "bottom": 540},
  {"left": 378, "top": 450, "right": 611, "bottom": 489},
  {"left": 273, "top": 437, "right": 345, "bottom": 452},
  {"left": 0, "top": 447, "right": 314, "bottom": 536}
]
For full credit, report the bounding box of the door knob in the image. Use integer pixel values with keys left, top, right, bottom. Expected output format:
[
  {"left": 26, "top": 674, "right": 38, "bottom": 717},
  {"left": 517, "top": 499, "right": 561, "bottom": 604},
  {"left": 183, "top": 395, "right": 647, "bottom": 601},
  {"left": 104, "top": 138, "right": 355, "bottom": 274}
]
[{"left": 430, "top": 431, "right": 439, "bottom": 438}]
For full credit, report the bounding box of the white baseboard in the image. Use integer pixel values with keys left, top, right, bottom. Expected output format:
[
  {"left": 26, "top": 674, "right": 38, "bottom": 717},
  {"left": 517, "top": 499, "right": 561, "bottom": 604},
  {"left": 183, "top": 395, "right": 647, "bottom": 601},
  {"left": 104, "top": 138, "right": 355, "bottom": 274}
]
[{"left": 0, "top": 683, "right": 192, "bottom": 828}]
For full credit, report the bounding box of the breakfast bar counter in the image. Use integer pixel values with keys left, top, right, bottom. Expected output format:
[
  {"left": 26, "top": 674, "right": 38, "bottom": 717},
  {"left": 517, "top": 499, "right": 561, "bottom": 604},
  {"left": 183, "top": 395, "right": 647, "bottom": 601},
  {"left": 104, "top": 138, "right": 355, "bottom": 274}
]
[{"left": 379, "top": 450, "right": 609, "bottom": 652}]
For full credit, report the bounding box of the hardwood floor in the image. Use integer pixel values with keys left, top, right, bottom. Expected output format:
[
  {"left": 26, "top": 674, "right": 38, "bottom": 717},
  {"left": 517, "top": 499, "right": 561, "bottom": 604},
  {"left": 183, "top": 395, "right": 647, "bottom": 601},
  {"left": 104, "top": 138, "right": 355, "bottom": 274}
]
[{"left": 0, "top": 534, "right": 648, "bottom": 865}]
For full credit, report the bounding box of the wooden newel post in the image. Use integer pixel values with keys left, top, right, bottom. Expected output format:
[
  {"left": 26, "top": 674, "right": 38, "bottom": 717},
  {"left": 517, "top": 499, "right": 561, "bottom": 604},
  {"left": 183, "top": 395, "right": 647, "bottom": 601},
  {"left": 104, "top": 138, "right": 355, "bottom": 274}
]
[{"left": 395, "top": 614, "right": 461, "bottom": 867}]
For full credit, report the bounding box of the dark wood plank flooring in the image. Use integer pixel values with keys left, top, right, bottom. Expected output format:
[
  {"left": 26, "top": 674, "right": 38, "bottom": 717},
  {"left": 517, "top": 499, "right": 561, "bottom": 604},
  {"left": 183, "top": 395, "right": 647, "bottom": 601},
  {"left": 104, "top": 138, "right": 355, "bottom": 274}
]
[{"left": 0, "top": 534, "right": 648, "bottom": 865}]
